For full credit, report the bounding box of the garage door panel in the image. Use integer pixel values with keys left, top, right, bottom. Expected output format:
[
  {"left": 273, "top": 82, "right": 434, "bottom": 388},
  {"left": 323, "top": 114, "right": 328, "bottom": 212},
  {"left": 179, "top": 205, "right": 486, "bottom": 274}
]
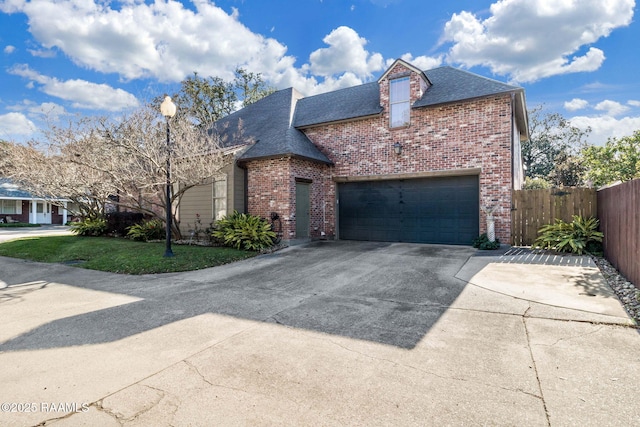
[{"left": 338, "top": 176, "right": 479, "bottom": 245}]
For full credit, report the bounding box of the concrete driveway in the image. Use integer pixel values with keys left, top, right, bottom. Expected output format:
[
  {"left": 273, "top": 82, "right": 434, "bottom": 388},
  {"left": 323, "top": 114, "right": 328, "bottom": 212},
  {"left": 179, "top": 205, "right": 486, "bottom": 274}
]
[
  {"left": 0, "top": 225, "right": 72, "bottom": 243},
  {"left": 0, "top": 240, "right": 638, "bottom": 426}
]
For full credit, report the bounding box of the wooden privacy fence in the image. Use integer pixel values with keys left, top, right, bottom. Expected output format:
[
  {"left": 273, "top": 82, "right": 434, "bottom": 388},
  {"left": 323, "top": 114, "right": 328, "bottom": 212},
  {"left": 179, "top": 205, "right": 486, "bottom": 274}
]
[
  {"left": 597, "top": 179, "right": 640, "bottom": 288},
  {"left": 511, "top": 188, "right": 597, "bottom": 246}
]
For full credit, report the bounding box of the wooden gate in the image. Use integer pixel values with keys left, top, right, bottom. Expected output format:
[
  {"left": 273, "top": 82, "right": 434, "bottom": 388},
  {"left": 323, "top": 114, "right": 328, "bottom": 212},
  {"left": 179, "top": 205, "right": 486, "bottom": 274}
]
[{"left": 511, "top": 188, "right": 597, "bottom": 246}]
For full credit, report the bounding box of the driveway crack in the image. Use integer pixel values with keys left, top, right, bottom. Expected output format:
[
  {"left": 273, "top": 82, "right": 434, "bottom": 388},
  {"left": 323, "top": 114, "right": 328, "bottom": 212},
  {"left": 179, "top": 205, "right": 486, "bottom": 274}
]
[
  {"left": 184, "top": 359, "right": 215, "bottom": 387},
  {"left": 92, "top": 399, "right": 125, "bottom": 425},
  {"left": 523, "top": 305, "right": 551, "bottom": 426},
  {"left": 543, "top": 325, "right": 605, "bottom": 347},
  {"left": 320, "top": 334, "right": 544, "bottom": 402}
]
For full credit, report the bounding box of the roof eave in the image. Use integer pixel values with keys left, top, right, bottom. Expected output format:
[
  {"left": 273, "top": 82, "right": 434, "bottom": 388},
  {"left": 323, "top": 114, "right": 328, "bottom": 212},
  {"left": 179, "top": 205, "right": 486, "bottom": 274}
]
[
  {"left": 412, "top": 89, "right": 518, "bottom": 109},
  {"left": 378, "top": 58, "right": 429, "bottom": 83},
  {"left": 514, "top": 89, "right": 530, "bottom": 141},
  {"left": 237, "top": 153, "right": 334, "bottom": 166}
]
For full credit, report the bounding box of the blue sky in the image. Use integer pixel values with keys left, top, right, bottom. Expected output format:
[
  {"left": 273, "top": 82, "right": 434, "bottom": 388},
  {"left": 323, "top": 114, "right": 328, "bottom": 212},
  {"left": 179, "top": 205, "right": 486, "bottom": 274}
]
[{"left": 0, "top": 0, "right": 638, "bottom": 145}]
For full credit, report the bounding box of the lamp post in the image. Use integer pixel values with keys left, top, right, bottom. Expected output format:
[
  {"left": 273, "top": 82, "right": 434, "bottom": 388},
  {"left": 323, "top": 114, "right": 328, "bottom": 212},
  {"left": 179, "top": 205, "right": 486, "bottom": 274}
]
[{"left": 160, "top": 95, "right": 177, "bottom": 257}]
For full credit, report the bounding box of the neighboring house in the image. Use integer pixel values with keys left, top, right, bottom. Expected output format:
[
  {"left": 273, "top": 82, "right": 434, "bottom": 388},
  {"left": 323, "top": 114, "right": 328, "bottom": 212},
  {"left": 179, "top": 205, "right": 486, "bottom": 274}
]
[
  {"left": 0, "top": 178, "right": 72, "bottom": 224},
  {"left": 178, "top": 59, "right": 528, "bottom": 245}
]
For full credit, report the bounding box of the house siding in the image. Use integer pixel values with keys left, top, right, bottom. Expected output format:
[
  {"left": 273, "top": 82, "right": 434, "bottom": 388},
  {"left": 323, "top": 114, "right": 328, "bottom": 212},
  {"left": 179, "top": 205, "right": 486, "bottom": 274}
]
[
  {"left": 178, "top": 180, "right": 213, "bottom": 234},
  {"left": 178, "top": 158, "right": 249, "bottom": 235}
]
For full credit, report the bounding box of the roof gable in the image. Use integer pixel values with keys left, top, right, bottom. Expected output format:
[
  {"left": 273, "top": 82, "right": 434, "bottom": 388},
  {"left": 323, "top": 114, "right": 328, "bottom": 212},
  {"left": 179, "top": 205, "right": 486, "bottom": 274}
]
[{"left": 377, "top": 58, "right": 431, "bottom": 85}]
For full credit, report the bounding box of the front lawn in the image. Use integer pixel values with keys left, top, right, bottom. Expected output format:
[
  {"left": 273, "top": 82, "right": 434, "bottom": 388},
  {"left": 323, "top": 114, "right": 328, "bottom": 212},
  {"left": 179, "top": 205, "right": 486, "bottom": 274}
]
[{"left": 0, "top": 236, "right": 256, "bottom": 274}]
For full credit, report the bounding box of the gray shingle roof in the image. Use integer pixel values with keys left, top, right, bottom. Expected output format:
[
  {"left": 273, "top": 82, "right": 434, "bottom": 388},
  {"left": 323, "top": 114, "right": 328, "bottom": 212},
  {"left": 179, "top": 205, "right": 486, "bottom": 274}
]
[
  {"left": 0, "top": 178, "right": 33, "bottom": 199},
  {"left": 293, "top": 82, "right": 382, "bottom": 128},
  {"left": 212, "top": 64, "right": 525, "bottom": 164},
  {"left": 214, "top": 88, "right": 332, "bottom": 164},
  {"left": 415, "top": 66, "right": 522, "bottom": 108}
]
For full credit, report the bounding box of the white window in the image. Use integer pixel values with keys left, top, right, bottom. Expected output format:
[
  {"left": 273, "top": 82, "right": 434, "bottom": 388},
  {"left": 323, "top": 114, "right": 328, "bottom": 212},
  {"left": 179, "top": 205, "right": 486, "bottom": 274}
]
[
  {"left": 213, "top": 178, "right": 227, "bottom": 220},
  {"left": 390, "top": 77, "right": 410, "bottom": 128},
  {"left": 0, "top": 200, "right": 17, "bottom": 214}
]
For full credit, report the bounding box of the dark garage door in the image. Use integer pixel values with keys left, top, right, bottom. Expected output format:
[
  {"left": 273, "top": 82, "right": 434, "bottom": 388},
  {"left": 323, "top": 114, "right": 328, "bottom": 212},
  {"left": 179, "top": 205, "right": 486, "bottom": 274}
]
[{"left": 338, "top": 175, "right": 479, "bottom": 245}]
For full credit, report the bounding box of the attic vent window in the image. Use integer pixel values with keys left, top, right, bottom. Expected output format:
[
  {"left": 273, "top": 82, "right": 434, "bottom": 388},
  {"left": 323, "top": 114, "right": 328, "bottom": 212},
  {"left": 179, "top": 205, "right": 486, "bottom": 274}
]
[{"left": 390, "top": 77, "right": 410, "bottom": 128}]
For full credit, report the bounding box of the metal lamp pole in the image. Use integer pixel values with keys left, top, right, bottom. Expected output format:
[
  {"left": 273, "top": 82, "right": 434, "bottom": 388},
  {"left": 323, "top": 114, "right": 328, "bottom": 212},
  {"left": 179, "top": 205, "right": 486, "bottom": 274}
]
[{"left": 160, "top": 96, "right": 177, "bottom": 257}]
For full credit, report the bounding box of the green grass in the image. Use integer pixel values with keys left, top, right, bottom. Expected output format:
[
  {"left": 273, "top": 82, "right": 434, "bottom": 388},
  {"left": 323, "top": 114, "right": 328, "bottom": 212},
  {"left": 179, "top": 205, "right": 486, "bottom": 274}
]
[
  {"left": 0, "top": 235, "right": 257, "bottom": 274},
  {"left": 0, "top": 222, "right": 42, "bottom": 228}
]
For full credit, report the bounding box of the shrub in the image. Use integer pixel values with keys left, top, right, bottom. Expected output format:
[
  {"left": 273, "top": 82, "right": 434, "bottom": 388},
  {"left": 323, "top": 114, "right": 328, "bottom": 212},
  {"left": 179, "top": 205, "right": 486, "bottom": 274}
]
[
  {"left": 523, "top": 177, "right": 552, "bottom": 189},
  {"left": 472, "top": 233, "right": 501, "bottom": 250},
  {"left": 212, "top": 211, "right": 276, "bottom": 251},
  {"left": 533, "top": 215, "right": 603, "bottom": 255},
  {"left": 126, "top": 219, "right": 165, "bottom": 242},
  {"left": 70, "top": 218, "right": 108, "bottom": 236},
  {"left": 106, "top": 212, "right": 146, "bottom": 236}
]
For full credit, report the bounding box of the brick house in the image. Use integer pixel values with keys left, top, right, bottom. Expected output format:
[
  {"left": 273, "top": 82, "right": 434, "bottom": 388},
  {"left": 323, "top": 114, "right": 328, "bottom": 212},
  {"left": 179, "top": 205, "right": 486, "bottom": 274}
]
[
  {"left": 178, "top": 59, "right": 528, "bottom": 245},
  {"left": 0, "top": 178, "right": 72, "bottom": 224}
]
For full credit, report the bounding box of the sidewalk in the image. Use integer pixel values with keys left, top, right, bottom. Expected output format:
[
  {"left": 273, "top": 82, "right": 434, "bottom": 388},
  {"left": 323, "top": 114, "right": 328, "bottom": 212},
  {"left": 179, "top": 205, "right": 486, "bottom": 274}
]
[{"left": 0, "top": 243, "right": 638, "bottom": 426}]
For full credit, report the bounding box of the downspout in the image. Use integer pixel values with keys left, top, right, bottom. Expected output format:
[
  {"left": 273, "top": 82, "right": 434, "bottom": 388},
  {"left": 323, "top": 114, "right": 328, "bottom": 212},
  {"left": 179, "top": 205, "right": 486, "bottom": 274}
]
[{"left": 511, "top": 92, "right": 515, "bottom": 191}]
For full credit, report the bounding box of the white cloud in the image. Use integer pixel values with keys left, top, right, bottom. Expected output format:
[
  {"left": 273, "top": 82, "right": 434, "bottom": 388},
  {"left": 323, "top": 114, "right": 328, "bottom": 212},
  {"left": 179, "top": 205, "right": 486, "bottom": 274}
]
[
  {"left": 30, "top": 102, "right": 67, "bottom": 122},
  {"left": 395, "top": 53, "right": 443, "bottom": 71},
  {"left": 2, "top": 0, "right": 300, "bottom": 84},
  {"left": 570, "top": 114, "right": 640, "bottom": 145},
  {"left": 28, "top": 48, "right": 56, "bottom": 58},
  {"left": 0, "top": 1, "right": 394, "bottom": 96},
  {"left": 307, "top": 26, "right": 384, "bottom": 79},
  {"left": 594, "top": 100, "right": 629, "bottom": 116},
  {"left": 9, "top": 65, "right": 139, "bottom": 111},
  {"left": 0, "top": 112, "right": 37, "bottom": 137},
  {"left": 628, "top": 100, "right": 640, "bottom": 107},
  {"left": 564, "top": 98, "right": 589, "bottom": 111},
  {"left": 4, "top": 45, "right": 16, "bottom": 54},
  {"left": 441, "top": 0, "right": 635, "bottom": 82},
  {"left": 0, "top": 0, "right": 24, "bottom": 14}
]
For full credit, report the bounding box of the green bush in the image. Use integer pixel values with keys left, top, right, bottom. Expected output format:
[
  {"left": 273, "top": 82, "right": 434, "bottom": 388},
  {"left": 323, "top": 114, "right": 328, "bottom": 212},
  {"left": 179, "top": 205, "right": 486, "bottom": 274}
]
[
  {"left": 533, "top": 216, "right": 603, "bottom": 255},
  {"left": 70, "top": 218, "right": 108, "bottom": 236},
  {"left": 106, "top": 212, "right": 145, "bottom": 236},
  {"left": 212, "top": 211, "right": 276, "bottom": 251},
  {"left": 523, "top": 176, "right": 552, "bottom": 189},
  {"left": 472, "top": 233, "right": 501, "bottom": 250},
  {"left": 126, "top": 219, "right": 165, "bottom": 242}
]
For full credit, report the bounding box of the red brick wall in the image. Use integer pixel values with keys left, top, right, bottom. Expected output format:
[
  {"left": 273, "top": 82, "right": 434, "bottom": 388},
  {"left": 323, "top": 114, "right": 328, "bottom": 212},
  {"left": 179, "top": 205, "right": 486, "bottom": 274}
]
[
  {"left": 304, "top": 106, "right": 514, "bottom": 242},
  {"left": 246, "top": 157, "right": 333, "bottom": 240},
  {"left": 290, "top": 158, "right": 335, "bottom": 239},
  {"left": 247, "top": 62, "right": 515, "bottom": 243}
]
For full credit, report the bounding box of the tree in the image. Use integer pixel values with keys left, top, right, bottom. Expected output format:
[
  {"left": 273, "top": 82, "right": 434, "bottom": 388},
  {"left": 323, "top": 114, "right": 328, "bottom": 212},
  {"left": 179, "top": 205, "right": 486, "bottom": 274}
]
[
  {"left": 3, "top": 106, "right": 225, "bottom": 238},
  {"left": 547, "top": 151, "right": 585, "bottom": 187},
  {"left": 3, "top": 137, "right": 115, "bottom": 220},
  {"left": 522, "top": 106, "right": 591, "bottom": 186},
  {"left": 165, "top": 67, "right": 274, "bottom": 127},
  {"left": 234, "top": 68, "right": 275, "bottom": 108},
  {"left": 582, "top": 130, "right": 640, "bottom": 187},
  {"left": 5, "top": 68, "right": 273, "bottom": 237}
]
